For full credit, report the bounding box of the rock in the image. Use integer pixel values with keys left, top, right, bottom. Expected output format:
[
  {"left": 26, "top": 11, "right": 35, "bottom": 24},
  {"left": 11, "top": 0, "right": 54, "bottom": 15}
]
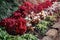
[
  {"left": 46, "top": 29, "right": 58, "bottom": 38},
  {"left": 51, "top": 22, "right": 60, "bottom": 31},
  {"left": 42, "top": 36, "right": 53, "bottom": 40},
  {"left": 54, "top": 33, "right": 60, "bottom": 40},
  {"left": 51, "top": 18, "right": 60, "bottom": 32},
  {"left": 54, "top": 36, "right": 60, "bottom": 40}
]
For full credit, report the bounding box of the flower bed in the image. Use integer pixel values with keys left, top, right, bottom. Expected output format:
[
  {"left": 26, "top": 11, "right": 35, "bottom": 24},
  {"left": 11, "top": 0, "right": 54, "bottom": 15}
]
[{"left": 0, "top": 0, "right": 60, "bottom": 40}]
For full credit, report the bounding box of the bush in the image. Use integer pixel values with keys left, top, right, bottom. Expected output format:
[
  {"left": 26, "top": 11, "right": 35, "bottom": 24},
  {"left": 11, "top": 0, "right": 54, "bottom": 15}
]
[
  {"left": 0, "top": 0, "right": 18, "bottom": 20},
  {"left": 36, "top": 20, "right": 50, "bottom": 35},
  {"left": 21, "top": 33, "right": 38, "bottom": 40}
]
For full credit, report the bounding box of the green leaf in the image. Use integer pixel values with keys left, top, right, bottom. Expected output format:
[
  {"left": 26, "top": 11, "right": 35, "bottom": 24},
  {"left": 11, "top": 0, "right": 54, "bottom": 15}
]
[
  {"left": 0, "top": 0, "right": 18, "bottom": 20},
  {"left": 21, "top": 34, "right": 38, "bottom": 40}
]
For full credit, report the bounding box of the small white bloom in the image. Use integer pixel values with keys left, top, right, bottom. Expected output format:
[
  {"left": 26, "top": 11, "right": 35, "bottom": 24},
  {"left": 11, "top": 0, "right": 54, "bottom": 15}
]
[
  {"left": 34, "top": 16, "right": 38, "bottom": 19},
  {"left": 39, "top": 12, "right": 41, "bottom": 15},
  {"left": 25, "top": 17, "right": 29, "bottom": 20},
  {"left": 25, "top": 17, "right": 31, "bottom": 21},
  {"left": 36, "top": 14, "right": 39, "bottom": 16},
  {"left": 26, "top": 23, "right": 32, "bottom": 27}
]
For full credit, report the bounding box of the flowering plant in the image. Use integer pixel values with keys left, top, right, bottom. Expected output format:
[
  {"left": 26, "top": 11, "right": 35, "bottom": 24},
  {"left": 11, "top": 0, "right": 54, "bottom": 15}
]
[
  {"left": 0, "top": 17, "right": 27, "bottom": 35},
  {"left": 0, "top": 0, "right": 58, "bottom": 35}
]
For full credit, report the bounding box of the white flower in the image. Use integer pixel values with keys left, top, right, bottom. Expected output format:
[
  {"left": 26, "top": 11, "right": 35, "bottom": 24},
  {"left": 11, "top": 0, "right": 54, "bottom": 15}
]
[
  {"left": 33, "top": 16, "right": 38, "bottom": 19},
  {"left": 26, "top": 23, "right": 32, "bottom": 27},
  {"left": 25, "top": 16, "right": 31, "bottom": 21}
]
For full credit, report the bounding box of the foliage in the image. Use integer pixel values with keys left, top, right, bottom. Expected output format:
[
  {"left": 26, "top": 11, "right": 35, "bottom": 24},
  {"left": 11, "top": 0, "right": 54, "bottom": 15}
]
[
  {"left": 0, "top": 0, "right": 18, "bottom": 20},
  {"left": 36, "top": 20, "right": 50, "bottom": 35},
  {"left": 21, "top": 34, "right": 38, "bottom": 40},
  {"left": 0, "top": 0, "right": 58, "bottom": 40},
  {"left": 40, "top": 20, "right": 50, "bottom": 26},
  {"left": 0, "top": 26, "right": 38, "bottom": 40},
  {"left": 45, "top": 16, "right": 57, "bottom": 22},
  {"left": 0, "top": 17, "right": 27, "bottom": 35}
]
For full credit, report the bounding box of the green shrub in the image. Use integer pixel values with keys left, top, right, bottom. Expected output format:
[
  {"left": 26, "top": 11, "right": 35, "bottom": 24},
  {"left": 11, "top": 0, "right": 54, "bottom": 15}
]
[
  {"left": 21, "top": 34, "right": 38, "bottom": 40},
  {"left": 0, "top": 0, "right": 18, "bottom": 20},
  {"left": 36, "top": 21, "right": 50, "bottom": 35}
]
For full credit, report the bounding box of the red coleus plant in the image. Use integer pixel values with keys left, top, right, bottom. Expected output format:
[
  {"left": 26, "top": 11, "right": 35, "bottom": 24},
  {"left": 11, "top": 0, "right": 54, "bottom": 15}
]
[
  {"left": 12, "top": 10, "right": 21, "bottom": 19},
  {"left": 44, "top": 0, "right": 57, "bottom": 2},
  {"left": 22, "top": 2, "right": 34, "bottom": 11},
  {"left": 34, "top": 1, "right": 52, "bottom": 13},
  {"left": 0, "top": 11, "right": 27, "bottom": 35},
  {"left": 16, "top": 17, "right": 27, "bottom": 35},
  {"left": 0, "top": 17, "right": 27, "bottom": 35},
  {"left": 43, "top": 1, "right": 52, "bottom": 8},
  {"left": 19, "top": 2, "right": 34, "bottom": 13},
  {"left": 34, "top": 4, "right": 43, "bottom": 13},
  {"left": 17, "top": 2, "right": 34, "bottom": 18},
  {"left": 51, "top": 0, "right": 57, "bottom": 2}
]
